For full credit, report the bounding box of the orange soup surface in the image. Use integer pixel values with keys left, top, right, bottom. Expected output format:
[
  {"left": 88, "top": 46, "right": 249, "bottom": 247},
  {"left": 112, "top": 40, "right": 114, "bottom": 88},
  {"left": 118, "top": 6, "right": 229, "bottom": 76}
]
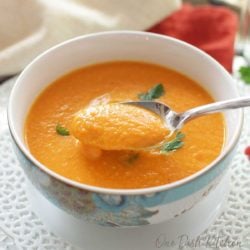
[{"left": 25, "top": 61, "right": 225, "bottom": 189}]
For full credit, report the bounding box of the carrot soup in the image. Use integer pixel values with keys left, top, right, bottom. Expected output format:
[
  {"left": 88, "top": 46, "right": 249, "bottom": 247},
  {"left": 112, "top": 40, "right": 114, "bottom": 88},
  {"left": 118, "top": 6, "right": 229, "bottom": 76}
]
[{"left": 25, "top": 61, "right": 225, "bottom": 189}]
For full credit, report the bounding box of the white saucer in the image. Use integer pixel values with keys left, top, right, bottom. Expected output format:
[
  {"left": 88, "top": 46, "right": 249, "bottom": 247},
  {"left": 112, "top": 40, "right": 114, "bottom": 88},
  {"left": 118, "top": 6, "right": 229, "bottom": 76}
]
[{"left": 26, "top": 173, "right": 229, "bottom": 250}]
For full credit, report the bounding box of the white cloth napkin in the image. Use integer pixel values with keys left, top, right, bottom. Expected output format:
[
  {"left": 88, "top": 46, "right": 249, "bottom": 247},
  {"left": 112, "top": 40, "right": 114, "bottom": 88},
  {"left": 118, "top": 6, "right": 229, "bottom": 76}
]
[{"left": 0, "top": 0, "right": 180, "bottom": 76}]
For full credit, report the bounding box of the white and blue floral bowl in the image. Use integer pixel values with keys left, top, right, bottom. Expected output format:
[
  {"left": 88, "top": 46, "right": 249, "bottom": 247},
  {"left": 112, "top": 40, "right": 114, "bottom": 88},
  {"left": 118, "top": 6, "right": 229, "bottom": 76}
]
[{"left": 7, "top": 31, "right": 243, "bottom": 227}]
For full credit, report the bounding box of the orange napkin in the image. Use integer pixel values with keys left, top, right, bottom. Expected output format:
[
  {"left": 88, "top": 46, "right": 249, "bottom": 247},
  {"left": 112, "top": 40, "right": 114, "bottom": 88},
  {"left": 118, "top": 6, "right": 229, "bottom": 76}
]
[{"left": 148, "top": 4, "right": 238, "bottom": 72}]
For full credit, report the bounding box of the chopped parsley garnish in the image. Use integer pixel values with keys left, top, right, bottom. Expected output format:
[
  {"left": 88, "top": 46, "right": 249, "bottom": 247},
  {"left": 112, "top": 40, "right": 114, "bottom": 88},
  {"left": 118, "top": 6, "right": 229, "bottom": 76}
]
[
  {"left": 126, "top": 153, "right": 139, "bottom": 164},
  {"left": 239, "top": 66, "right": 250, "bottom": 84},
  {"left": 56, "top": 124, "right": 70, "bottom": 136},
  {"left": 137, "top": 84, "right": 184, "bottom": 153},
  {"left": 138, "top": 83, "right": 165, "bottom": 100},
  {"left": 122, "top": 152, "right": 140, "bottom": 165},
  {"left": 161, "top": 132, "right": 185, "bottom": 153}
]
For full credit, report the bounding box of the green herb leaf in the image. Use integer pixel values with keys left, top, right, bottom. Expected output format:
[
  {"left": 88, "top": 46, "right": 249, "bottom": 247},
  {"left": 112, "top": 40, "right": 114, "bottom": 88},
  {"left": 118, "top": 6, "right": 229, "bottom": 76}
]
[
  {"left": 56, "top": 124, "right": 70, "bottom": 136},
  {"left": 239, "top": 66, "right": 250, "bottom": 84},
  {"left": 121, "top": 152, "right": 140, "bottom": 165},
  {"left": 126, "top": 153, "right": 139, "bottom": 164},
  {"left": 138, "top": 83, "right": 165, "bottom": 100},
  {"left": 161, "top": 132, "right": 185, "bottom": 153}
]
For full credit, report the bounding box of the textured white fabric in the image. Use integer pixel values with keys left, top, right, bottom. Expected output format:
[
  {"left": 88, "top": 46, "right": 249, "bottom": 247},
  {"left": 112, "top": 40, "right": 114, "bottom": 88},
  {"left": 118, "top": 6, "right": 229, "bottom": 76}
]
[
  {"left": 0, "top": 0, "right": 180, "bottom": 76},
  {"left": 0, "top": 56, "right": 249, "bottom": 249}
]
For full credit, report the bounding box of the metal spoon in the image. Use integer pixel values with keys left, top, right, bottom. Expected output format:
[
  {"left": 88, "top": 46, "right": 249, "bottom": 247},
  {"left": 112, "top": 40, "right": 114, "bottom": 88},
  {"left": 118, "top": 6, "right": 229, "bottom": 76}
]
[{"left": 122, "top": 97, "right": 250, "bottom": 132}]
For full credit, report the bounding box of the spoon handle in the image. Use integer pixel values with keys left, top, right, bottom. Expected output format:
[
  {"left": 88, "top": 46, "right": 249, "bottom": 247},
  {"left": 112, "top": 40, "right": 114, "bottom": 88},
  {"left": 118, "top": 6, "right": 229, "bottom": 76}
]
[{"left": 181, "top": 97, "right": 250, "bottom": 123}]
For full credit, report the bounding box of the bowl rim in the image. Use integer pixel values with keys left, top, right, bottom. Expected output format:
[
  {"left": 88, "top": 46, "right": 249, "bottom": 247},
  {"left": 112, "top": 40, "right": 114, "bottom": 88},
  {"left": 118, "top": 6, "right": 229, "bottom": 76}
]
[{"left": 7, "top": 30, "right": 243, "bottom": 195}]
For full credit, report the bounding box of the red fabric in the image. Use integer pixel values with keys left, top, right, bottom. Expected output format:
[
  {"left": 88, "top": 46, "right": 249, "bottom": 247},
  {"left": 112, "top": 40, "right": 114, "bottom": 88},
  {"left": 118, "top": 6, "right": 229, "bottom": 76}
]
[{"left": 148, "top": 4, "right": 238, "bottom": 72}]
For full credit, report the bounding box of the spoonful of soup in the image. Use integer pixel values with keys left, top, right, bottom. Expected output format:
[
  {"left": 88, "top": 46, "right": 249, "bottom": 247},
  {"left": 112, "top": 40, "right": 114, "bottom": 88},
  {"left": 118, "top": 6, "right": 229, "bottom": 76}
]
[
  {"left": 71, "top": 103, "right": 170, "bottom": 151},
  {"left": 71, "top": 97, "right": 250, "bottom": 152}
]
